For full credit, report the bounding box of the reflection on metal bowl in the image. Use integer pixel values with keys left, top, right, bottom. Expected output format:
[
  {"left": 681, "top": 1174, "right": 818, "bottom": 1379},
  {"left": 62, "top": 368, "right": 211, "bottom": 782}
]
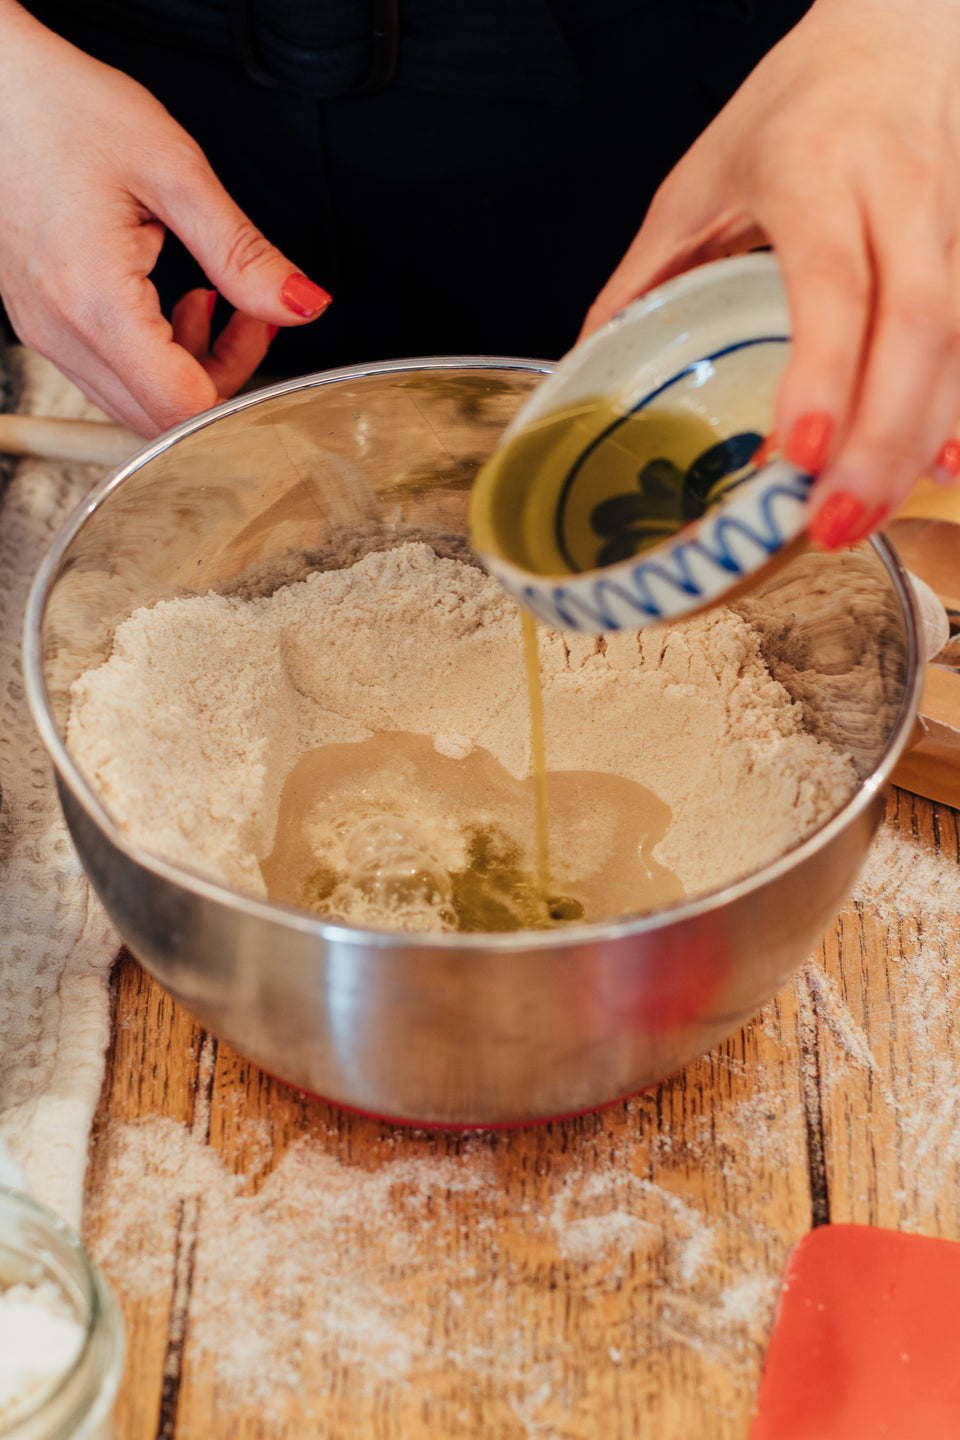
[{"left": 23, "top": 359, "right": 923, "bottom": 1124}]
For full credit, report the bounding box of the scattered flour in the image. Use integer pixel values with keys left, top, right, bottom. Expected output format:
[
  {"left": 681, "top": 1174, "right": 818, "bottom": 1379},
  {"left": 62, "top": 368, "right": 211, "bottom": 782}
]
[
  {"left": 66, "top": 542, "right": 857, "bottom": 918},
  {"left": 798, "top": 962, "right": 878, "bottom": 1073},
  {"left": 79, "top": 815, "right": 960, "bottom": 1436},
  {"left": 85, "top": 1113, "right": 783, "bottom": 1426}
]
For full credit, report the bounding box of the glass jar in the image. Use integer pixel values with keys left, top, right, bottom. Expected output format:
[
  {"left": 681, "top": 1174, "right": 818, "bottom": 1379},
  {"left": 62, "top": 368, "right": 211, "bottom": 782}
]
[{"left": 0, "top": 1187, "right": 124, "bottom": 1440}]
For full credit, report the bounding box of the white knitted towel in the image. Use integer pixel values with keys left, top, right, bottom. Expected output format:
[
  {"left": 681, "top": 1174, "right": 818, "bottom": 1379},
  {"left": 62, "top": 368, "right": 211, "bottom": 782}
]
[{"left": 0, "top": 351, "right": 120, "bottom": 1228}]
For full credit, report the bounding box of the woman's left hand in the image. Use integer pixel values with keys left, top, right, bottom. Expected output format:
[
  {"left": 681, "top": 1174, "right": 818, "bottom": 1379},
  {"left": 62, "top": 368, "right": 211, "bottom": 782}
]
[{"left": 581, "top": 0, "right": 960, "bottom": 548}]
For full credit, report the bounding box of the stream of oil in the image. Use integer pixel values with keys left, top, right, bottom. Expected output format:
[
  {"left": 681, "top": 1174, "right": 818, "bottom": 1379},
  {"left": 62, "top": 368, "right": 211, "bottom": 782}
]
[
  {"left": 260, "top": 728, "right": 684, "bottom": 933},
  {"left": 521, "top": 609, "right": 551, "bottom": 902},
  {"left": 262, "top": 407, "right": 720, "bottom": 933}
]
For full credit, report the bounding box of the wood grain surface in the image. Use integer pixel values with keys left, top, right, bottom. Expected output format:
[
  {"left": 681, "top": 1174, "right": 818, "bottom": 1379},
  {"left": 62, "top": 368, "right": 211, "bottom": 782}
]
[{"left": 81, "top": 787, "right": 960, "bottom": 1440}]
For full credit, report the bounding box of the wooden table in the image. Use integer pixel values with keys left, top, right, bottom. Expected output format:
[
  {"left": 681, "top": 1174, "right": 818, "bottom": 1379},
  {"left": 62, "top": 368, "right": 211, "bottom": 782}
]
[{"left": 81, "top": 786, "right": 960, "bottom": 1440}]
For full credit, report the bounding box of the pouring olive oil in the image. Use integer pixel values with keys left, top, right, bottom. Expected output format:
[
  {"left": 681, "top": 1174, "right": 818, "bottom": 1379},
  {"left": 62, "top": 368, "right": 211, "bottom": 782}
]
[
  {"left": 266, "top": 404, "right": 753, "bottom": 935},
  {"left": 470, "top": 398, "right": 765, "bottom": 919}
]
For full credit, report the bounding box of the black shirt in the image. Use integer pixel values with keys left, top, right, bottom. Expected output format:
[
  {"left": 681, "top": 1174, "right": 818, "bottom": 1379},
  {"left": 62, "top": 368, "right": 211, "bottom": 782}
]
[{"left": 16, "top": 0, "right": 811, "bottom": 365}]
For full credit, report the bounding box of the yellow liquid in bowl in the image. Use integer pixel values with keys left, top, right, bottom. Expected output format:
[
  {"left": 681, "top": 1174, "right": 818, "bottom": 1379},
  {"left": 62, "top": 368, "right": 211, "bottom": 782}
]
[{"left": 470, "top": 399, "right": 763, "bottom": 577}]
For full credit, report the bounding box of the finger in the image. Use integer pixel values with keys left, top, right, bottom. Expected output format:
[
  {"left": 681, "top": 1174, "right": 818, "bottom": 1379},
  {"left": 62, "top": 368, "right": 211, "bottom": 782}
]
[
  {"left": 922, "top": 243, "right": 960, "bottom": 488},
  {"left": 808, "top": 221, "right": 960, "bottom": 547},
  {"left": 142, "top": 148, "right": 332, "bottom": 328},
  {"left": 102, "top": 297, "right": 219, "bottom": 434},
  {"left": 909, "top": 341, "right": 960, "bottom": 489},
  {"left": 53, "top": 350, "right": 170, "bottom": 437},
  {"left": 200, "top": 309, "right": 274, "bottom": 397},
  {"left": 769, "top": 189, "right": 873, "bottom": 476},
  {"left": 169, "top": 289, "right": 273, "bottom": 398},
  {"left": 171, "top": 287, "right": 216, "bottom": 360},
  {"left": 57, "top": 271, "right": 220, "bottom": 435},
  {"left": 929, "top": 436, "right": 960, "bottom": 487}
]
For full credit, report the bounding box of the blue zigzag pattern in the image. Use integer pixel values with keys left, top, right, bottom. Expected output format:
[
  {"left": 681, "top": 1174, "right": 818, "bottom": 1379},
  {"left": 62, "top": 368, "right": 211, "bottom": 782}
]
[{"left": 521, "top": 471, "right": 812, "bottom": 632}]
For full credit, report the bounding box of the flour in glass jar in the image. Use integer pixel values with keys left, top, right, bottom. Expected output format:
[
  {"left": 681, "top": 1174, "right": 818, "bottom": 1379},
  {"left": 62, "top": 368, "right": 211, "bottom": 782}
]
[{"left": 0, "top": 1279, "right": 84, "bottom": 1425}]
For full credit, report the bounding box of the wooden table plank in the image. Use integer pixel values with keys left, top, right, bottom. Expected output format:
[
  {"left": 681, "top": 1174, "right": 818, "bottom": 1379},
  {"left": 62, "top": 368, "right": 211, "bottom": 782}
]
[
  {"left": 81, "top": 790, "right": 960, "bottom": 1440},
  {"left": 820, "top": 791, "right": 960, "bottom": 1237}
]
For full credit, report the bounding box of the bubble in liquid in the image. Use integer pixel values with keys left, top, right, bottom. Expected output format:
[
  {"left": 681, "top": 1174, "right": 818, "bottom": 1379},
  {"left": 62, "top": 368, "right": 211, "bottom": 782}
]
[
  {"left": 351, "top": 847, "right": 452, "bottom": 912},
  {"left": 344, "top": 817, "right": 426, "bottom": 867},
  {"left": 307, "top": 810, "right": 458, "bottom": 932}
]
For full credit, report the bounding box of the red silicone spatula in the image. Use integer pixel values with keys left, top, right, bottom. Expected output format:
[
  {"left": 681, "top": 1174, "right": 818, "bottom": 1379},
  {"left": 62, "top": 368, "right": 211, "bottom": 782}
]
[{"left": 751, "top": 1224, "right": 960, "bottom": 1439}]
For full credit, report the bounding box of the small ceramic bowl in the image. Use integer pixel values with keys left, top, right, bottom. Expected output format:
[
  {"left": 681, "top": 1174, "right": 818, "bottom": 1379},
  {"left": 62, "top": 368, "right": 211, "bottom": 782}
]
[{"left": 471, "top": 253, "right": 811, "bottom": 634}]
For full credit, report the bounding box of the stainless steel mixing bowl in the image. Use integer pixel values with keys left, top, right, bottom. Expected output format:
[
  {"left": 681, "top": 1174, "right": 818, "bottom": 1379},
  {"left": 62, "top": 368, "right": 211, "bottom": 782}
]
[{"left": 23, "top": 359, "right": 923, "bottom": 1123}]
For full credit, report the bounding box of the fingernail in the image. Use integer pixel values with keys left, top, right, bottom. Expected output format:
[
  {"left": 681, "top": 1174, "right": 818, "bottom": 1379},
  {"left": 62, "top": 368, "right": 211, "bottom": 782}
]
[
  {"left": 267, "top": 324, "right": 279, "bottom": 342},
  {"left": 808, "top": 491, "right": 870, "bottom": 550},
  {"left": 931, "top": 438, "right": 960, "bottom": 485},
  {"left": 784, "top": 412, "right": 835, "bottom": 474},
  {"left": 207, "top": 289, "right": 217, "bottom": 321},
  {"left": 281, "top": 274, "right": 332, "bottom": 318},
  {"left": 843, "top": 502, "right": 890, "bottom": 547}
]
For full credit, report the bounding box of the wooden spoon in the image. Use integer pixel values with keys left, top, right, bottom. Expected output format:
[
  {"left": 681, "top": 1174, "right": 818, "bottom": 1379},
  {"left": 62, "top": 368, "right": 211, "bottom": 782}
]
[
  {"left": 888, "top": 484, "right": 960, "bottom": 806},
  {"left": 0, "top": 413, "right": 140, "bottom": 466},
  {"left": 886, "top": 516, "right": 960, "bottom": 624},
  {"left": 893, "top": 666, "right": 960, "bottom": 810}
]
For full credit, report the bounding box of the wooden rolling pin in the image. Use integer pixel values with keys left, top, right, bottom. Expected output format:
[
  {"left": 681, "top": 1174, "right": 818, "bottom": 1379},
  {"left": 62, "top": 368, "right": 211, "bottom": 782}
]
[{"left": 0, "top": 413, "right": 141, "bottom": 465}]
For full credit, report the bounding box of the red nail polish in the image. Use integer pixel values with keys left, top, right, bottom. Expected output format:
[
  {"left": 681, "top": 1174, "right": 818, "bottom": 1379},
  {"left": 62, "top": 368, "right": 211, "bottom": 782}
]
[
  {"left": 785, "top": 412, "right": 835, "bottom": 474},
  {"left": 207, "top": 289, "right": 217, "bottom": 321},
  {"left": 281, "top": 274, "right": 332, "bottom": 318},
  {"left": 753, "top": 433, "right": 776, "bottom": 467},
  {"left": 934, "top": 438, "right": 960, "bottom": 478},
  {"left": 843, "top": 502, "right": 890, "bottom": 547},
  {"left": 267, "top": 324, "right": 279, "bottom": 342},
  {"left": 808, "top": 491, "right": 870, "bottom": 550}
]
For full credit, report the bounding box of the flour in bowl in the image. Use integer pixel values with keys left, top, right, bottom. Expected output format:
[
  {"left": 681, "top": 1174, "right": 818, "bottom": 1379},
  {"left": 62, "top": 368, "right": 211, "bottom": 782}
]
[{"left": 66, "top": 542, "right": 857, "bottom": 928}]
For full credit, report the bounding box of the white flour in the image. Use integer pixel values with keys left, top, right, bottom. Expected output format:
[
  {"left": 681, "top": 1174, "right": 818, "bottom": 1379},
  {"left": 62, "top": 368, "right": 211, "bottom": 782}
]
[
  {"left": 85, "top": 1112, "right": 781, "bottom": 1421},
  {"left": 0, "top": 1280, "right": 85, "bottom": 1424},
  {"left": 66, "top": 542, "right": 857, "bottom": 919},
  {"left": 80, "top": 819, "right": 960, "bottom": 1436}
]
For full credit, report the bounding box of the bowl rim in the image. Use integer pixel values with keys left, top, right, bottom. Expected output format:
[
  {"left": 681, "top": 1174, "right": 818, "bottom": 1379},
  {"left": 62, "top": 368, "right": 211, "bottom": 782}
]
[{"left": 23, "top": 355, "right": 924, "bottom": 954}]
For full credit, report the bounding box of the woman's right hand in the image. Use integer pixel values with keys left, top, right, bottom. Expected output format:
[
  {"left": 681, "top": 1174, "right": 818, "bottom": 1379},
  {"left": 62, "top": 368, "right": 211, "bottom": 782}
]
[
  {"left": 580, "top": 0, "right": 960, "bottom": 548},
  {"left": 0, "top": 0, "right": 331, "bottom": 436}
]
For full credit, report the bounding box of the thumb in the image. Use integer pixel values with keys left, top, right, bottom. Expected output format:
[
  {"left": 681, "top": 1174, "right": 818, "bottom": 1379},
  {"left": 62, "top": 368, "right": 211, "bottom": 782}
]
[{"left": 144, "top": 148, "right": 332, "bottom": 325}]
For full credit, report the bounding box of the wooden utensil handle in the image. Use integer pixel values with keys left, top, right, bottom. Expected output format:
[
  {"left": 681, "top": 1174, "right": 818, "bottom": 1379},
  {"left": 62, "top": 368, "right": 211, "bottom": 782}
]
[
  {"left": 891, "top": 665, "right": 960, "bottom": 808},
  {"left": 892, "top": 715, "right": 960, "bottom": 810},
  {"left": 0, "top": 413, "right": 141, "bottom": 465}
]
